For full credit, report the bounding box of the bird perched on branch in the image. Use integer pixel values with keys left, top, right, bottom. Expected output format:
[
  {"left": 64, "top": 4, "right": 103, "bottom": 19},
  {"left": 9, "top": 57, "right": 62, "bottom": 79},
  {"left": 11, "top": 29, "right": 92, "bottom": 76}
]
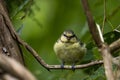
[{"left": 54, "top": 30, "right": 86, "bottom": 70}]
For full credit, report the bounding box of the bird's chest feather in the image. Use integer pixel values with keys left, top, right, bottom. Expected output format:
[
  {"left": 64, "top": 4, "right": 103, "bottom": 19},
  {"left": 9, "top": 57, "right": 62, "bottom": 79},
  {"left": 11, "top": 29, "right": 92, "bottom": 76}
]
[{"left": 56, "top": 42, "right": 82, "bottom": 58}]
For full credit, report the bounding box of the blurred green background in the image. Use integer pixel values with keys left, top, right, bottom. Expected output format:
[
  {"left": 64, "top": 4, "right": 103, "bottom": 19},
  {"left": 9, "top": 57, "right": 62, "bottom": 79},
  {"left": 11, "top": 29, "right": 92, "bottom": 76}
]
[{"left": 6, "top": 0, "right": 120, "bottom": 80}]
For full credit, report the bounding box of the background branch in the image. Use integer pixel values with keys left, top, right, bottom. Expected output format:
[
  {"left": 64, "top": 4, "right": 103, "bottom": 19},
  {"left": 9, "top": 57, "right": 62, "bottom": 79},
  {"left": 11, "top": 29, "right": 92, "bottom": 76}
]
[
  {"left": 81, "top": 0, "right": 114, "bottom": 80},
  {"left": 81, "top": 0, "right": 103, "bottom": 47},
  {"left": 109, "top": 38, "right": 120, "bottom": 53}
]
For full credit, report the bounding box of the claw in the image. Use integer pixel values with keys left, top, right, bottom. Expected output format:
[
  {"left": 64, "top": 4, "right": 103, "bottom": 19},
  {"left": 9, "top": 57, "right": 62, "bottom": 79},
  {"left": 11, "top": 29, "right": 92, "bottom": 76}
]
[
  {"left": 61, "top": 62, "right": 65, "bottom": 69},
  {"left": 71, "top": 64, "right": 75, "bottom": 71}
]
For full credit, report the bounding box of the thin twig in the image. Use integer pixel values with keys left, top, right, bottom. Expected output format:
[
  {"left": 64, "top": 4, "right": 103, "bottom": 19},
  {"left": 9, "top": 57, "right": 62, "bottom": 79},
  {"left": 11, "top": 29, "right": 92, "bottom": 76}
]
[
  {"left": 18, "top": 38, "right": 50, "bottom": 71},
  {"left": 96, "top": 24, "right": 104, "bottom": 42},
  {"left": 102, "top": 0, "right": 106, "bottom": 33}
]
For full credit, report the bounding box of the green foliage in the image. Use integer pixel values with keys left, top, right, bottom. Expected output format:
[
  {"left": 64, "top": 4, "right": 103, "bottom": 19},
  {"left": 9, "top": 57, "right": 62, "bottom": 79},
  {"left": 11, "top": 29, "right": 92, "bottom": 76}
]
[
  {"left": 83, "top": 66, "right": 106, "bottom": 80},
  {"left": 104, "top": 30, "right": 120, "bottom": 44},
  {"left": 5, "top": 0, "right": 34, "bottom": 30},
  {"left": 7, "top": 0, "right": 120, "bottom": 80}
]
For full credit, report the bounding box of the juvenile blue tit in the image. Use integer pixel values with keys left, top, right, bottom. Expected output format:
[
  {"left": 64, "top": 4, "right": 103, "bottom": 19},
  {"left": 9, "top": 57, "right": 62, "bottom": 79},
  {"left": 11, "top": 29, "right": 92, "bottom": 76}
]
[{"left": 54, "top": 30, "right": 86, "bottom": 69}]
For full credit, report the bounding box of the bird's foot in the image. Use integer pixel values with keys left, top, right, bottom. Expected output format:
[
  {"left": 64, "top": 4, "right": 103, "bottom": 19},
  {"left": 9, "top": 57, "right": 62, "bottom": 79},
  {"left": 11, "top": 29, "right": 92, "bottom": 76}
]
[
  {"left": 61, "top": 62, "right": 64, "bottom": 69},
  {"left": 71, "top": 64, "right": 75, "bottom": 71},
  {"left": 61, "top": 63, "right": 64, "bottom": 69}
]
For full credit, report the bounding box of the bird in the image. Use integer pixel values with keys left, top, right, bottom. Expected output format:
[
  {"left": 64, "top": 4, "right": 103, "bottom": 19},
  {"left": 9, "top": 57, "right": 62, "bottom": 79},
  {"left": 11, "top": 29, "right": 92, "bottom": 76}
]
[{"left": 54, "top": 30, "right": 86, "bottom": 70}]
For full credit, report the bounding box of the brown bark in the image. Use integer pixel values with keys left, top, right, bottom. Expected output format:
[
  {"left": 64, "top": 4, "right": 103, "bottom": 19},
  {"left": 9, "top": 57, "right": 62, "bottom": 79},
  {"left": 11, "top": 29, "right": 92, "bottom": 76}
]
[
  {"left": 0, "top": 0, "right": 24, "bottom": 64},
  {"left": 0, "top": 0, "right": 24, "bottom": 79}
]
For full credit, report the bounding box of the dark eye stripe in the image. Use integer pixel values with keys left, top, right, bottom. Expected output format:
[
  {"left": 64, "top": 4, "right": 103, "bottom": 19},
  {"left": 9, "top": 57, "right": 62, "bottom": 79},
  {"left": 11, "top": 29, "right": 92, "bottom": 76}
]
[{"left": 63, "top": 34, "right": 76, "bottom": 39}]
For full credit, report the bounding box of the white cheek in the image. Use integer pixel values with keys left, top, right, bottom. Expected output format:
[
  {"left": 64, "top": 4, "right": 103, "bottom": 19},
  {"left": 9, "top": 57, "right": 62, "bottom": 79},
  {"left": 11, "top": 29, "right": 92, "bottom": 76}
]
[
  {"left": 70, "top": 38, "right": 77, "bottom": 42},
  {"left": 61, "top": 36, "right": 68, "bottom": 42}
]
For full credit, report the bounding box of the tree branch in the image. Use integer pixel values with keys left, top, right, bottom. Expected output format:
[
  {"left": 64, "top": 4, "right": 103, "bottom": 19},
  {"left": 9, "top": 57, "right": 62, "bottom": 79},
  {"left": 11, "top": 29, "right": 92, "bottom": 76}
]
[
  {"left": 48, "top": 60, "right": 103, "bottom": 69},
  {"left": 0, "top": 54, "right": 36, "bottom": 80},
  {"left": 0, "top": 0, "right": 24, "bottom": 64}
]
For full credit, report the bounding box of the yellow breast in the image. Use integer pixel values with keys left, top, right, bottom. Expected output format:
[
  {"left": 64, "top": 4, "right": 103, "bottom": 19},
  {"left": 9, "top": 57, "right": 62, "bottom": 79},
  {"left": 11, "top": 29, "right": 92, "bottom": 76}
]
[{"left": 54, "top": 41, "right": 86, "bottom": 64}]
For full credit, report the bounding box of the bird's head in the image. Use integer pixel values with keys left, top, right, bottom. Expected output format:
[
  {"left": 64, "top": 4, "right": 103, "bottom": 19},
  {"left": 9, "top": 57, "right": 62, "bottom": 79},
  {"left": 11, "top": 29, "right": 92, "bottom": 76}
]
[{"left": 60, "top": 30, "right": 78, "bottom": 43}]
